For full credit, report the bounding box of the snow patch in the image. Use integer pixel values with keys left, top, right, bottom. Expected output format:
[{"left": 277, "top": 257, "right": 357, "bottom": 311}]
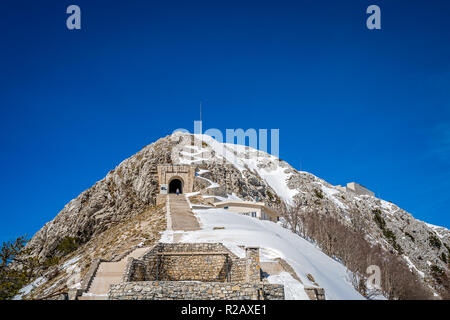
[
  {"left": 425, "top": 223, "right": 446, "bottom": 239},
  {"left": 321, "top": 185, "right": 348, "bottom": 210},
  {"left": 196, "top": 175, "right": 220, "bottom": 189},
  {"left": 13, "top": 277, "right": 47, "bottom": 300},
  {"left": 61, "top": 256, "right": 81, "bottom": 269},
  {"left": 267, "top": 272, "right": 310, "bottom": 300},
  {"left": 180, "top": 208, "right": 364, "bottom": 300},
  {"left": 403, "top": 255, "right": 425, "bottom": 278}
]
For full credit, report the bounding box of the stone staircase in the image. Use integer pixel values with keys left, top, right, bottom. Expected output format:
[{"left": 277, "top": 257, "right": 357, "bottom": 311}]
[
  {"left": 168, "top": 194, "right": 200, "bottom": 231},
  {"left": 78, "top": 247, "right": 149, "bottom": 300},
  {"left": 78, "top": 194, "right": 200, "bottom": 299}
]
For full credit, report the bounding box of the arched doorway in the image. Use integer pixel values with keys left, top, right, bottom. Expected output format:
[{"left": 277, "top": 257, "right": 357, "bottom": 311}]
[{"left": 169, "top": 179, "right": 183, "bottom": 194}]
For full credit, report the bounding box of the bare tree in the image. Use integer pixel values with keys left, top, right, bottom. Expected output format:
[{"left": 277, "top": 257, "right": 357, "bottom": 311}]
[
  {"left": 291, "top": 207, "right": 434, "bottom": 300},
  {"left": 280, "top": 198, "right": 303, "bottom": 235}
]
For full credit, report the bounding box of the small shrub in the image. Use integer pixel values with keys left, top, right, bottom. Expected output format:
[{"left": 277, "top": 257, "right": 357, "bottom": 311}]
[
  {"left": 392, "top": 242, "right": 403, "bottom": 254},
  {"left": 405, "top": 232, "right": 415, "bottom": 242},
  {"left": 430, "top": 265, "right": 444, "bottom": 280},
  {"left": 383, "top": 228, "right": 396, "bottom": 240},
  {"left": 56, "top": 237, "right": 81, "bottom": 256},
  {"left": 307, "top": 273, "right": 316, "bottom": 283},
  {"left": 444, "top": 243, "right": 450, "bottom": 255},
  {"left": 372, "top": 208, "right": 382, "bottom": 215},
  {"left": 373, "top": 210, "right": 386, "bottom": 230},
  {"left": 383, "top": 228, "right": 403, "bottom": 254},
  {"left": 313, "top": 189, "right": 324, "bottom": 199},
  {"left": 429, "top": 234, "right": 442, "bottom": 249},
  {"left": 43, "top": 256, "right": 61, "bottom": 268},
  {"left": 440, "top": 252, "right": 447, "bottom": 264}
]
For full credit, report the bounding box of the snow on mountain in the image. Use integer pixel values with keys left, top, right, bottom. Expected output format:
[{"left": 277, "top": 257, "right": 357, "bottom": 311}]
[
  {"left": 21, "top": 132, "right": 449, "bottom": 299},
  {"left": 162, "top": 207, "right": 364, "bottom": 300}
]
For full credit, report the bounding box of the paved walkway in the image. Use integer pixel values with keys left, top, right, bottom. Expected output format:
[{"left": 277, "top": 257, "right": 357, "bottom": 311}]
[{"left": 168, "top": 194, "right": 200, "bottom": 231}]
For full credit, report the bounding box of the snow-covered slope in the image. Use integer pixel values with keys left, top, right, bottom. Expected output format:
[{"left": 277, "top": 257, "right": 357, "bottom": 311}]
[{"left": 162, "top": 207, "right": 364, "bottom": 300}]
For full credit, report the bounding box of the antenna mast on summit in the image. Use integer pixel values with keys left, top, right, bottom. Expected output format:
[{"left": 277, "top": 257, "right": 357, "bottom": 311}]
[{"left": 200, "top": 101, "right": 202, "bottom": 123}]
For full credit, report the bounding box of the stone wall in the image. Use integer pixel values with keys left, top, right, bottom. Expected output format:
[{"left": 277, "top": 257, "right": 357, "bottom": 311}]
[
  {"left": 112, "top": 243, "right": 286, "bottom": 300},
  {"left": 109, "top": 281, "right": 284, "bottom": 300},
  {"left": 245, "top": 247, "right": 261, "bottom": 282},
  {"left": 125, "top": 243, "right": 256, "bottom": 283},
  {"left": 132, "top": 253, "right": 229, "bottom": 282}
]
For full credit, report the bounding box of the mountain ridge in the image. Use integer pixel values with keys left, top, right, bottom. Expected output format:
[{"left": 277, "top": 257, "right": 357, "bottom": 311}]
[{"left": 21, "top": 132, "right": 449, "bottom": 299}]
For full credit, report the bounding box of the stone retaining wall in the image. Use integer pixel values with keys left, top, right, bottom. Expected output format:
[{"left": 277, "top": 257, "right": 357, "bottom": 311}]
[
  {"left": 125, "top": 243, "right": 257, "bottom": 283},
  {"left": 109, "top": 281, "right": 284, "bottom": 300},
  {"left": 112, "top": 243, "right": 286, "bottom": 300},
  {"left": 145, "top": 253, "right": 228, "bottom": 282}
]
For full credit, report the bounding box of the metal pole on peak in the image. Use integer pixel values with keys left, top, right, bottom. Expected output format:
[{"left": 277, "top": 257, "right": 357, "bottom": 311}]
[{"left": 200, "top": 101, "right": 202, "bottom": 123}]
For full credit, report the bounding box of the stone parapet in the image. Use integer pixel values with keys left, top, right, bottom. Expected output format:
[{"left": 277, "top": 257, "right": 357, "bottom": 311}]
[
  {"left": 109, "top": 281, "right": 284, "bottom": 300},
  {"left": 127, "top": 243, "right": 259, "bottom": 283}
]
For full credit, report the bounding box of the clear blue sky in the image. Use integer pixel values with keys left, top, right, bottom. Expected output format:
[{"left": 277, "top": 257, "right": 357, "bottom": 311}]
[{"left": 1, "top": 0, "right": 449, "bottom": 242}]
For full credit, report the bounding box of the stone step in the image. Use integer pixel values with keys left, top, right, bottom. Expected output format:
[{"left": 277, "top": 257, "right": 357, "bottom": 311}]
[
  {"left": 167, "top": 194, "right": 200, "bottom": 231},
  {"left": 84, "top": 247, "right": 151, "bottom": 297}
]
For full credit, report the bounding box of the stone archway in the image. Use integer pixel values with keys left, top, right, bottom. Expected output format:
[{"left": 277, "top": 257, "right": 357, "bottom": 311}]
[
  {"left": 169, "top": 178, "right": 183, "bottom": 194},
  {"left": 157, "top": 165, "right": 194, "bottom": 204}
]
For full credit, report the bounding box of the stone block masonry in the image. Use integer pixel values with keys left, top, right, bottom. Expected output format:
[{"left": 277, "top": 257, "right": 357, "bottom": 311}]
[
  {"left": 124, "top": 243, "right": 257, "bottom": 283},
  {"left": 109, "top": 281, "right": 284, "bottom": 300},
  {"left": 245, "top": 247, "right": 261, "bottom": 282},
  {"left": 112, "top": 242, "right": 286, "bottom": 300}
]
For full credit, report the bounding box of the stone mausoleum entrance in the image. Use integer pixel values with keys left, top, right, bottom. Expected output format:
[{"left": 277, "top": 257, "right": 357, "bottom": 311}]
[
  {"left": 169, "top": 179, "right": 183, "bottom": 194},
  {"left": 157, "top": 165, "right": 194, "bottom": 194}
]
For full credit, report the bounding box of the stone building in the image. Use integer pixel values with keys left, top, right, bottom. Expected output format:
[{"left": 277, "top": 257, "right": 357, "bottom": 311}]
[
  {"left": 108, "top": 243, "right": 285, "bottom": 300},
  {"left": 212, "top": 200, "right": 280, "bottom": 222},
  {"left": 336, "top": 182, "right": 375, "bottom": 197}
]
